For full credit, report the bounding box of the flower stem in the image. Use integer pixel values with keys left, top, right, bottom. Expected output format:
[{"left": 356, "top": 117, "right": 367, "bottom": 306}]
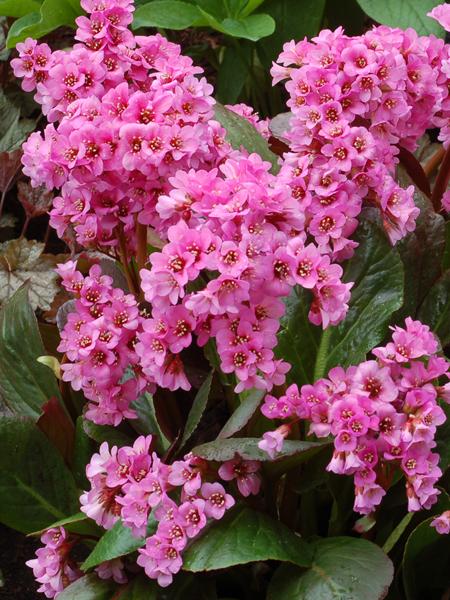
[
  {"left": 136, "top": 221, "right": 148, "bottom": 274},
  {"left": 313, "top": 327, "right": 331, "bottom": 382},
  {"left": 423, "top": 145, "right": 446, "bottom": 177},
  {"left": 431, "top": 145, "right": 450, "bottom": 212}
]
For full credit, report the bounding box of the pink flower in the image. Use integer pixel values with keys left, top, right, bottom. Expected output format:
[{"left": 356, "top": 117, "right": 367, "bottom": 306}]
[
  {"left": 431, "top": 510, "right": 450, "bottom": 534},
  {"left": 218, "top": 458, "right": 261, "bottom": 497},
  {"left": 428, "top": 3, "right": 450, "bottom": 31},
  {"left": 201, "top": 482, "right": 235, "bottom": 519},
  {"left": 258, "top": 426, "right": 289, "bottom": 459},
  {"left": 26, "top": 528, "right": 81, "bottom": 598}
]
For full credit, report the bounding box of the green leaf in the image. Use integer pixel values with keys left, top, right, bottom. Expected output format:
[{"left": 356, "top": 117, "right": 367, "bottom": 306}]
[
  {"left": 216, "top": 44, "right": 250, "bottom": 104},
  {"left": 268, "top": 537, "right": 394, "bottom": 600},
  {"left": 278, "top": 213, "right": 404, "bottom": 384},
  {"left": 183, "top": 505, "right": 313, "bottom": 572},
  {"left": 6, "top": 0, "right": 82, "bottom": 48},
  {"left": 73, "top": 416, "right": 94, "bottom": 489},
  {"left": 402, "top": 517, "right": 450, "bottom": 600},
  {"left": 180, "top": 372, "right": 213, "bottom": 449},
  {"left": 0, "top": 285, "right": 61, "bottom": 420},
  {"left": 240, "top": 0, "right": 265, "bottom": 17},
  {"left": 213, "top": 102, "right": 279, "bottom": 173},
  {"left": 418, "top": 270, "right": 450, "bottom": 347},
  {"left": 0, "top": 416, "right": 79, "bottom": 533},
  {"left": 277, "top": 287, "right": 320, "bottom": 386},
  {"left": 355, "top": 0, "right": 445, "bottom": 37},
  {"left": 192, "top": 436, "right": 326, "bottom": 463},
  {"left": 132, "top": 392, "right": 170, "bottom": 454},
  {"left": 382, "top": 513, "right": 414, "bottom": 554},
  {"left": 30, "top": 511, "right": 101, "bottom": 537},
  {"left": 257, "top": 0, "right": 326, "bottom": 67},
  {"left": 132, "top": 0, "right": 202, "bottom": 30},
  {"left": 395, "top": 189, "right": 445, "bottom": 321},
  {"left": 218, "top": 389, "right": 264, "bottom": 438},
  {"left": 57, "top": 574, "right": 116, "bottom": 600},
  {"left": 82, "top": 515, "right": 157, "bottom": 570},
  {"left": 82, "top": 419, "right": 133, "bottom": 448},
  {"left": 119, "top": 575, "right": 158, "bottom": 599},
  {"left": 0, "top": 0, "right": 41, "bottom": 18},
  {"left": 0, "top": 90, "right": 35, "bottom": 152},
  {"left": 220, "top": 14, "right": 275, "bottom": 41},
  {"left": 325, "top": 214, "right": 404, "bottom": 370}
]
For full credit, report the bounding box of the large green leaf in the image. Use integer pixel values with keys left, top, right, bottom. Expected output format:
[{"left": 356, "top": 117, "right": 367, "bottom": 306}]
[
  {"left": 0, "top": 0, "right": 41, "bottom": 17},
  {"left": 418, "top": 270, "right": 450, "bottom": 347},
  {"left": 213, "top": 103, "right": 279, "bottom": 173},
  {"left": 183, "top": 505, "right": 312, "bottom": 571},
  {"left": 179, "top": 372, "right": 213, "bottom": 449},
  {"left": 82, "top": 515, "right": 157, "bottom": 570},
  {"left": 257, "top": 0, "right": 326, "bottom": 67},
  {"left": 6, "top": 0, "right": 82, "bottom": 48},
  {"left": 0, "top": 417, "right": 79, "bottom": 533},
  {"left": 278, "top": 214, "right": 404, "bottom": 384},
  {"left": 268, "top": 537, "right": 394, "bottom": 600},
  {"left": 355, "top": 0, "right": 445, "bottom": 37},
  {"left": 0, "top": 285, "right": 61, "bottom": 420},
  {"left": 132, "top": 0, "right": 203, "bottom": 30},
  {"left": 57, "top": 574, "right": 116, "bottom": 600},
  {"left": 402, "top": 517, "right": 450, "bottom": 600}
]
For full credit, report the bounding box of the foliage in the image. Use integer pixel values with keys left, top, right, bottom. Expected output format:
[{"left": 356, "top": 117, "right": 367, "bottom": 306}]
[{"left": 0, "top": 0, "right": 449, "bottom": 598}]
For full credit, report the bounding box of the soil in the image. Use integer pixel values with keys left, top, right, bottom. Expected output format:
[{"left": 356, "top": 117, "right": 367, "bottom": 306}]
[{"left": 0, "top": 525, "right": 40, "bottom": 599}]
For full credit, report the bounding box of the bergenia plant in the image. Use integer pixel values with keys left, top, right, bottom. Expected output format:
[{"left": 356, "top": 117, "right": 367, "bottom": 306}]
[{"left": 1, "top": 0, "right": 450, "bottom": 598}]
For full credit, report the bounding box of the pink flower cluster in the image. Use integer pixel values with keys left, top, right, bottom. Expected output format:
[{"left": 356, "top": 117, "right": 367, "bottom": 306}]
[
  {"left": 273, "top": 22, "right": 450, "bottom": 248},
  {"left": 138, "top": 152, "right": 353, "bottom": 392},
  {"left": 80, "top": 435, "right": 235, "bottom": 586},
  {"left": 428, "top": 4, "right": 450, "bottom": 148},
  {"left": 259, "top": 318, "right": 450, "bottom": 514},
  {"left": 26, "top": 528, "right": 80, "bottom": 598},
  {"left": 27, "top": 526, "right": 128, "bottom": 598},
  {"left": 57, "top": 260, "right": 149, "bottom": 425},
  {"left": 12, "top": 0, "right": 230, "bottom": 251}
]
